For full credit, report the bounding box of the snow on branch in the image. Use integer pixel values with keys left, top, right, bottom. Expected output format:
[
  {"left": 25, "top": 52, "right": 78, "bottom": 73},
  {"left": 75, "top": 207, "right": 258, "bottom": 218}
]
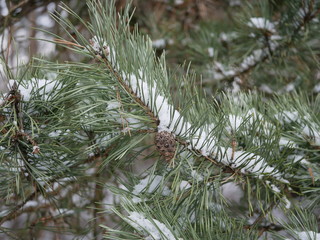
[
  {"left": 210, "top": 46, "right": 276, "bottom": 82},
  {"left": 126, "top": 71, "right": 288, "bottom": 182},
  {"left": 210, "top": 5, "right": 320, "bottom": 83},
  {"left": 131, "top": 175, "right": 171, "bottom": 203},
  {"left": 7, "top": 78, "right": 61, "bottom": 101},
  {"left": 247, "top": 17, "right": 276, "bottom": 33},
  {"left": 286, "top": 230, "right": 320, "bottom": 240},
  {"left": 125, "top": 211, "right": 176, "bottom": 240},
  {"left": 275, "top": 110, "right": 320, "bottom": 147},
  {"left": 90, "top": 37, "right": 289, "bottom": 184}
]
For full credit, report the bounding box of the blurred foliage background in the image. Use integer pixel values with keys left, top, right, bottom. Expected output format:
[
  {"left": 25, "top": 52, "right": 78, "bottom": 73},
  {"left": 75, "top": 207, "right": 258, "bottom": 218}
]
[{"left": 1, "top": 0, "right": 319, "bottom": 95}]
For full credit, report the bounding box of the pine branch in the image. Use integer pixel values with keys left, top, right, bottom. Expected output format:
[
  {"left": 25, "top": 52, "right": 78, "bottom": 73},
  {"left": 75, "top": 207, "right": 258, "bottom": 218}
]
[
  {"left": 0, "top": 191, "right": 36, "bottom": 225},
  {"left": 100, "top": 53, "right": 159, "bottom": 125},
  {"left": 0, "top": 141, "right": 113, "bottom": 225},
  {"left": 94, "top": 45, "right": 289, "bottom": 185},
  {"left": 1, "top": 1, "right": 318, "bottom": 238},
  {"left": 210, "top": 2, "right": 320, "bottom": 83},
  {"left": 46, "top": 2, "right": 302, "bottom": 207}
]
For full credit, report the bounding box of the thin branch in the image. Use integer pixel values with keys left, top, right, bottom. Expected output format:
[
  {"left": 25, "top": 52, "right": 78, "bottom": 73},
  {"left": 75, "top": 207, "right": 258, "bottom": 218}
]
[
  {"left": 0, "top": 191, "right": 36, "bottom": 225},
  {"left": 85, "top": 39, "right": 295, "bottom": 191},
  {"left": 0, "top": 144, "right": 113, "bottom": 225},
  {"left": 246, "top": 201, "right": 277, "bottom": 231},
  {"left": 211, "top": 4, "right": 320, "bottom": 83},
  {"left": 101, "top": 57, "right": 159, "bottom": 124},
  {"left": 92, "top": 43, "right": 289, "bottom": 189}
]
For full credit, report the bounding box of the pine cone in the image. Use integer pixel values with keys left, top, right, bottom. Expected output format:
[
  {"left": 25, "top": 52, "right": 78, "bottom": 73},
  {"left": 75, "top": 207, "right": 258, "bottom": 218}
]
[{"left": 155, "top": 131, "right": 176, "bottom": 161}]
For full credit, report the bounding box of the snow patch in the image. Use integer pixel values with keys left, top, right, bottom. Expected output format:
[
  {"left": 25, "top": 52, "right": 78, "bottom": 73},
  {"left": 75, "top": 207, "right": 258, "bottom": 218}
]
[
  {"left": 313, "top": 83, "right": 320, "bottom": 93},
  {"left": 302, "top": 125, "right": 320, "bottom": 146},
  {"left": 7, "top": 78, "right": 61, "bottom": 101},
  {"left": 0, "top": 0, "right": 8, "bottom": 16},
  {"left": 227, "top": 114, "right": 243, "bottom": 132},
  {"left": 279, "top": 138, "right": 297, "bottom": 148},
  {"left": 221, "top": 182, "right": 243, "bottom": 204},
  {"left": 132, "top": 175, "right": 170, "bottom": 203},
  {"left": 107, "top": 100, "right": 121, "bottom": 110},
  {"left": 284, "top": 83, "right": 295, "bottom": 92},
  {"left": 179, "top": 180, "right": 191, "bottom": 190},
  {"left": 247, "top": 17, "right": 276, "bottom": 33},
  {"left": 152, "top": 39, "right": 166, "bottom": 48},
  {"left": 229, "top": 0, "right": 241, "bottom": 7},
  {"left": 24, "top": 201, "right": 38, "bottom": 208},
  {"left": 174, "top": 0, "right": 184, "bottom": 5},
  {"left": 208, "top": 47, "right": 214, "bottom": 57},
  {"left": 276, "top": 111, "right": 299, "bottom": 124},
  {"left": 285, "top": 231, "right": 320, "bottom": 240},
  {"left": 126, "top": 211, "right": 176, "bottom": 240},
  {"left": 49, "top": 130, "right": 62, "bottom": 137},
  {"left": 259, "top": 84, "right": 273, "bottom": 94}
]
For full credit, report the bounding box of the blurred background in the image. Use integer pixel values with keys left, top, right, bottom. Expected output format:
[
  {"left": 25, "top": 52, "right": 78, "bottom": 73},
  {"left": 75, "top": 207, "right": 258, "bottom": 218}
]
[
  {"left": 0, "top": 0, "right": 247, "bottom": 94},
  {"left": 1, "top": 0, "right": 319, "bottom": 96}
]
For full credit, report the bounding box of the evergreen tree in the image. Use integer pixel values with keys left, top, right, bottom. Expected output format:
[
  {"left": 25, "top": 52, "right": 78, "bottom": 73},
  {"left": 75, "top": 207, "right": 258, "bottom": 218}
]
[{"left": 0, "top": 0, "right": 320, "bottom": 239}]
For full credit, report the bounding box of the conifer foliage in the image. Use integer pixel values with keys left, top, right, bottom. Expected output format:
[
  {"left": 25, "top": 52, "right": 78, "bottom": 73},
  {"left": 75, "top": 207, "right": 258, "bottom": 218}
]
[{"left": 0, "top": 0, "right": 320, "bottom": 239}]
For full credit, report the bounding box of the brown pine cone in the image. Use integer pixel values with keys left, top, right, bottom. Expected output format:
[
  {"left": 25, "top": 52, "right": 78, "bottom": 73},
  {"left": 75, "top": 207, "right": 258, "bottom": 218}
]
[{"left": 155, "top": 131, "right": 176, "bottom": 161}]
